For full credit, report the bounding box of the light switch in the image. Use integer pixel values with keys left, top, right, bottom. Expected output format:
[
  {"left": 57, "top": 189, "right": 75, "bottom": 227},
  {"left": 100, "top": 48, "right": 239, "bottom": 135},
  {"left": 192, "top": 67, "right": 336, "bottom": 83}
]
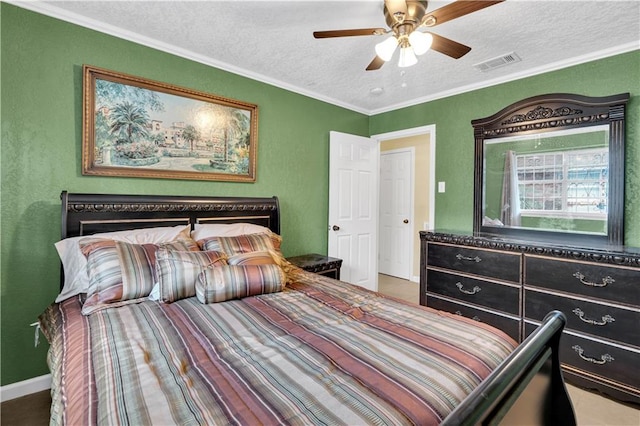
[{"left": 438, "top": 181, "right": 446, "bottom": 193}]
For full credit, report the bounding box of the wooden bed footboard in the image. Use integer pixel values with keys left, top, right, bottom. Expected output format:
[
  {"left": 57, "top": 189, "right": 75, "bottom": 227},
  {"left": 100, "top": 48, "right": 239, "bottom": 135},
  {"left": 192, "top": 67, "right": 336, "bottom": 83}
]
[{"left": 442, "top": 310, "right": 576, "bottom": 425}]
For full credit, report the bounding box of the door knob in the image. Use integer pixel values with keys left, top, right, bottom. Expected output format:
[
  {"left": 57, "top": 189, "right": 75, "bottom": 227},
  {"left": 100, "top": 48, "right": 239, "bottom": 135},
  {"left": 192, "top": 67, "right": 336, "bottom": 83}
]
[
  {"left": 403, "top": 219, "right": 409, "bottom": 224},
  {"left": 332, "top": 225, "right": 340, "bottom": 231}
]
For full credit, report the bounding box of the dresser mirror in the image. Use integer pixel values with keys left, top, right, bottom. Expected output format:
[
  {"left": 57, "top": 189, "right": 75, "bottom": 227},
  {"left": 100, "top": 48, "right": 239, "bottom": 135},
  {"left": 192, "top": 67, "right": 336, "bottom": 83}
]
[{"left": 472, "top": 93, "right": 629, "bottom": 246}]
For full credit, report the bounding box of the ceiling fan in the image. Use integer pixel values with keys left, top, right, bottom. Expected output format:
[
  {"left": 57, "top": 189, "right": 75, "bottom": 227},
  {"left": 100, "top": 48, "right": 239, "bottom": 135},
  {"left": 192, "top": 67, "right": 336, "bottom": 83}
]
[{"left": 313, "top": 0, "right": 504, "bottom": 70}]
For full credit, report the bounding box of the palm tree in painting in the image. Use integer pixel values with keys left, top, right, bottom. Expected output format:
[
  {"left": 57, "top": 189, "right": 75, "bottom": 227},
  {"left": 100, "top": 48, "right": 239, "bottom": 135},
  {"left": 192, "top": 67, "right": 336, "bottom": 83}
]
[
  {"left": 109, "top": 101, "right": 150, "bottom": 144},
  {"left": 221, "top": 109, "right": 250, "bottom": 162},
  {"left": 228, "top": 110, "right": 250, "bottom": 148},
  {"left": 182, "top": 125, "right": 200, "bottom": 152},
  {"left": 96, "top": 80, "right": 164, "bottom": 114}
]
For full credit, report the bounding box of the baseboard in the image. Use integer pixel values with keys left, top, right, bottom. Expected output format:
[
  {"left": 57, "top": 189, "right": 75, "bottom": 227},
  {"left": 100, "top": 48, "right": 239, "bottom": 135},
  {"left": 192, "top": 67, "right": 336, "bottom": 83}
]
[
  {"left": 0, "top": 374, "right": 51, "bottom": 403},
  {"left": 411, "top": 275, "right": 420, "bottom": 283}
]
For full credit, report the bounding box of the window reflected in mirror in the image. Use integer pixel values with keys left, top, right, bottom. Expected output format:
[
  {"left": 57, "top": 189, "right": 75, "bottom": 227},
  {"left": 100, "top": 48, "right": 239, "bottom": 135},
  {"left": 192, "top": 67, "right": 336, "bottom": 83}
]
[{"left": 483, "top": 125, "right": 609, "bottom": 236}]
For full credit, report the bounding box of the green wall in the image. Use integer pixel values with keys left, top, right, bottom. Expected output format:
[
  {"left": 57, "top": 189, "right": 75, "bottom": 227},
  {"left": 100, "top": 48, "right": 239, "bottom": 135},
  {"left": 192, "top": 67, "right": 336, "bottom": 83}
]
[
  {"left": 370, "top": 50, "right": 640, "bottom": 246},
  {"left": 2, "top": 3, "right": 639, "bottom": 388},
  {"left": 0, "top": 4, "right": 368, "bottom": 386}
]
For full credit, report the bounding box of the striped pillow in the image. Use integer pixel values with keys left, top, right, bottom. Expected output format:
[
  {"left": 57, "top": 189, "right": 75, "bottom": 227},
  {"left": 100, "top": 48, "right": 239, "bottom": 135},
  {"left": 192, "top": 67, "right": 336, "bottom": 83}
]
[
  {"left": 156, "top": 248, "right": 228, "bottom": 302},
  {"left": 79, "top": 238, "right": 199, "bottom": 315},
  {"left": 196, "top": 264, "right": 285, "bottom": 304},
  {"left": 197, "top": 232, "right": 281, "bottom": 255},
  {"left": 227, "top": 251, "right": 276, "bottom": 266}
]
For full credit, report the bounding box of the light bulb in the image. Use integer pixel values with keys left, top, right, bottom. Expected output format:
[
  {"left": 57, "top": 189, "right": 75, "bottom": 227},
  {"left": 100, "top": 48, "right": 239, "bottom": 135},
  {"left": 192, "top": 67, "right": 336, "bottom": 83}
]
[
  {"left": 408, "top": 31, "right": 433, "bottom": 56},
  {"left": 398, "top": 46, "right": 417, "bottom": 67},
  {"left": 375, "top": 36, "right": 398, "bottom": 62}
]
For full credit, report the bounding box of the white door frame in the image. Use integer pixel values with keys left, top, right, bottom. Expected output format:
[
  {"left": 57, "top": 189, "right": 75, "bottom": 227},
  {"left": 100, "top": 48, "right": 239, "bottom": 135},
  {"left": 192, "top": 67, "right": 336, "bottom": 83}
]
[{"left": 372, "top": 125, "right": 436, "bottom": 282}]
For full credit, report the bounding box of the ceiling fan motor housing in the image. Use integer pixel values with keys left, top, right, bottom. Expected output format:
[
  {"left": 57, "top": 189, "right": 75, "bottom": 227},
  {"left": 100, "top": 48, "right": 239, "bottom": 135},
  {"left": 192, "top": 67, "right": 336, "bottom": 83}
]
[{"left": 384, "top": 0, "right": 429, "bottom": 31}]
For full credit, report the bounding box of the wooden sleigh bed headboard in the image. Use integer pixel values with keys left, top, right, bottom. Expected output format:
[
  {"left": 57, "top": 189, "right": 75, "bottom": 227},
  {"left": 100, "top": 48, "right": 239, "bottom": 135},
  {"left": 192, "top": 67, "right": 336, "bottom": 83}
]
[
  {"left": 56, "top": 191, "right": 576, "bottom": 425},
  {"left": 61, "top": 191, "right": 280, "bottom": 239}
]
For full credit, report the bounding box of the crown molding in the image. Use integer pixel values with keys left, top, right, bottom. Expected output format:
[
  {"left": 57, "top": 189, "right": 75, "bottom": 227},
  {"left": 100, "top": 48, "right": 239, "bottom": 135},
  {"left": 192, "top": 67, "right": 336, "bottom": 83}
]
[
  {"left": 369, "top": 41, "right": 640, "bottom": 115},
  {"left": 7, "top": 1, "right": 639, "bottom": 117},
  {"left": 6, "top": 0, "right": 370, "bottom": 115}
]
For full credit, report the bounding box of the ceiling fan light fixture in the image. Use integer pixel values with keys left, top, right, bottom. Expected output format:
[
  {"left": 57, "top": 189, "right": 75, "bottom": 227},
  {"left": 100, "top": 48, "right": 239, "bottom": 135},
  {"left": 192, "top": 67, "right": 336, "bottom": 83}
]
[
  {"left": 375, "top": 36, "right": 398, "bottom": 62},
  {"left": 408, "top": 31, "right": 433, "bottom": 56},
  {"left": 398, "top": 46, "right": 417, "bottom": 68}
]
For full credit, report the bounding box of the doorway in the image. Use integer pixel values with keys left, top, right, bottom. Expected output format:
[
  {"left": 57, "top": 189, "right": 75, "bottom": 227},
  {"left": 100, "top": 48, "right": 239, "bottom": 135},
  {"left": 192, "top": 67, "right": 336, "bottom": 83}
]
[
  {"left": 327, "top": 126, "right": 435, "bottom": 288},
  {"left": 373, "top": 125, "right": 435, "bottom": 282}
]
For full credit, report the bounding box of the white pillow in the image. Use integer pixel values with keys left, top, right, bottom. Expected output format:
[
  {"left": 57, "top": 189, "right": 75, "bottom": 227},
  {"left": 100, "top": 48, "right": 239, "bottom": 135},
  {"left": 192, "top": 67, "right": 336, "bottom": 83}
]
[
  {"left": 190, "top": 223, "right": 273, "bottom": 241},
  {"left": 55, "top": 225, "right": 190, "bottom": 302},
  {"left": 148, "top": 283, "right": 160, "bottom": 301}
]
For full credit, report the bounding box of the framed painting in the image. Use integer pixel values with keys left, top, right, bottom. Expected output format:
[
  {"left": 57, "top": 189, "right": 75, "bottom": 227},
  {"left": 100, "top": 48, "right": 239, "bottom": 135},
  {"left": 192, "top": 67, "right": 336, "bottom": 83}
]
[{"left": 82, "top": 65, "right": 258, "bottom": 182}]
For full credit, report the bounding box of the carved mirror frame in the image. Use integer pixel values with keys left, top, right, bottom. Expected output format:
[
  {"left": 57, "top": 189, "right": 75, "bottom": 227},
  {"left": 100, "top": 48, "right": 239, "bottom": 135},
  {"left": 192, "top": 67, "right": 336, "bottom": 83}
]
[{"left": 472, "top": 92, "right": 630, "bottom": 246}]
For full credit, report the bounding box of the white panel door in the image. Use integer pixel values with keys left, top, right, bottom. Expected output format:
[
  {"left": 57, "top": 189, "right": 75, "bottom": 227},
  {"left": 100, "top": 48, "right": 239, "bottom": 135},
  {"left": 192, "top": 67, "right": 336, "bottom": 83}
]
[
  {"left": 328, "top": 131, "right": 379, "bottom": 291},
  {"left": 379, "top": 149, "right": 413, "bottom": 279}
]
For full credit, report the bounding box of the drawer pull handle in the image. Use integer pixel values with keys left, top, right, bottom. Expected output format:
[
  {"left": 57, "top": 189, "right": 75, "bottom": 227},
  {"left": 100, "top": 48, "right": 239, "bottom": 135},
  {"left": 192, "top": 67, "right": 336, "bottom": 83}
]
[
  {"left": 456, "top": 254, "right": 482, "bottom": 263},
  {"left": 572, "top": 345, "right": 614, "bottom": 365},
  {"left": 572, "top": 272, "right": 615, "bottom": 288},
  {"left": 572, "top": 308, "right": 615, "bottom": 326},
  {"left": 454, "top": 311, "right": 481, "bottom": 321},
  {"left": 456, "top": 282, "right": 481, "bottom": 295}
]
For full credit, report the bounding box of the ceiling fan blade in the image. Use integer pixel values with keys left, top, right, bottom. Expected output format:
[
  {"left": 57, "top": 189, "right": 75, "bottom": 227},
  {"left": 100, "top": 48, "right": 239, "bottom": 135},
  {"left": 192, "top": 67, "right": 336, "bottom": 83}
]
[
  {"left": 313, "top": 28, "right": 387, "bottom": 38},
  {"left": 366, "top": 56, "right": 386, "bottom": 71},
  {"left": 428, "top": 32, "right": 471, "bottom": 59},
  {"left": 426, "top": 0, "right": 504, "bottom": 27}
]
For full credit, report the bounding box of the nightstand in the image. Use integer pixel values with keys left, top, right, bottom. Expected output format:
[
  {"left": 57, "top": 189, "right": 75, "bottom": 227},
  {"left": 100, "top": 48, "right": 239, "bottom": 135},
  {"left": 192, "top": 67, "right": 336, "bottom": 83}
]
[{"left": 287, "top": 253, "right": 342, "bottom": 280}]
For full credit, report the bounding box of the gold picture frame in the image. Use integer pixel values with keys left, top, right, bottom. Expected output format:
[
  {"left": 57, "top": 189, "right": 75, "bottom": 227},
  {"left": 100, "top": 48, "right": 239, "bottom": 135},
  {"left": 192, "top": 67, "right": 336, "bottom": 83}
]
[{"left": 82, "top": 65, "right": 258, "bottom": 182}]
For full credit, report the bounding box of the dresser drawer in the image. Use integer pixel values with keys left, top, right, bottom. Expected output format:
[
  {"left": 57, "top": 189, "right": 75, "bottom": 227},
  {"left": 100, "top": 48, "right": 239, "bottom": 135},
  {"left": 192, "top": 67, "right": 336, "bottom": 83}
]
[
  {"left": 427, "top": 269, "right": 520, "bottom": 315},
  {"left": 427, "top": 243, "right": 520, "bottom": 282},
  {"left": 525, "top": 290, "right": 640, "bottom": 347},
  {"left": 525, "top": 256, "right": 640, "bottom": 306},
  {"left": 525, "top": 323, "right": 640, "bottom": 392},
  {"left": 428, "top": 295, "right": 520, "bottom": 341}
]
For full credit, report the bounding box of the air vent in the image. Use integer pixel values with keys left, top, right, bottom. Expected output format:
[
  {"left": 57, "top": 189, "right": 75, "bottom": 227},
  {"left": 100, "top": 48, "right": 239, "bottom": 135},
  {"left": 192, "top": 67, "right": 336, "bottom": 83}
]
[{"left": 473, "top": 52, "right": 521, "bottom": 72}]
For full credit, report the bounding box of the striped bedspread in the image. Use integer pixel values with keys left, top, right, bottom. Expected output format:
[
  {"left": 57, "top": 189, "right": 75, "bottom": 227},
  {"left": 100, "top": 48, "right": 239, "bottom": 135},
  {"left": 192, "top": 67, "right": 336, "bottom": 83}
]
[{"left": 40, "top": 271, "right": 517, "bottom": 425}]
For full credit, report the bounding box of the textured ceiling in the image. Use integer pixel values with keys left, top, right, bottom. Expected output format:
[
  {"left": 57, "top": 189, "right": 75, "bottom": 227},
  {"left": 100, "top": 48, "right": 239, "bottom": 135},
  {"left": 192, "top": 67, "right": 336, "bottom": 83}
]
[{"left": 13, "top": 0, "right": 640, "bottom": 115}]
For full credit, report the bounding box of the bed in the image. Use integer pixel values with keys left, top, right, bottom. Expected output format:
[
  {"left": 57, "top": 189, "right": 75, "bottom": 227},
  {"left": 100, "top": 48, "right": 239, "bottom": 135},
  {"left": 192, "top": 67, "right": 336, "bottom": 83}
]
[{"left": 39, "top": 191, "right": 576, "bottom": 425}]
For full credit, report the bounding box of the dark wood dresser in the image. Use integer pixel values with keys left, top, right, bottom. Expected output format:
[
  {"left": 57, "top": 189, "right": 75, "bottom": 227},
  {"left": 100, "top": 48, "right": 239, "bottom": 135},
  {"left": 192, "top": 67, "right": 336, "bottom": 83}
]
[{"left": 420, "top": 231, "right": 640, "bottom": 405}]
